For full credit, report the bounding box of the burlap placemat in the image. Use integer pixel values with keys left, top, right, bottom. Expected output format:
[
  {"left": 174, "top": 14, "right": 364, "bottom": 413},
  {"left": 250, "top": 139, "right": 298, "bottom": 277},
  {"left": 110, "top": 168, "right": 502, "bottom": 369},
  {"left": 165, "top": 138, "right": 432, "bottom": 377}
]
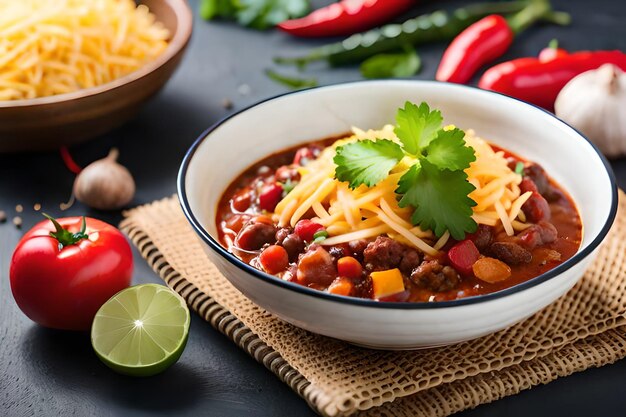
[{"left": 120, "top": 191, "right": 626, "bottom": 417}]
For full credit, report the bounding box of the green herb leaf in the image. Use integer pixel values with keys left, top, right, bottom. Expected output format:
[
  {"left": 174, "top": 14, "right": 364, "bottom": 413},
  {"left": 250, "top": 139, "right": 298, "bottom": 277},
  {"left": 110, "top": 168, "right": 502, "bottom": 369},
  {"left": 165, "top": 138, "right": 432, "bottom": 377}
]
[
  {"left": 265, "top": 69, "right": 317, "bottom": 90},
  {"left": 199, "top": 0, "right": 236, "bottom": 20},
  {"left": 424, "top": 128, "right": 476, "bottom": 171},
  {"left": 334, "top": 139, "right": 404, "bottom": 189},
  {"left": 396, "top": 161, "right": 477, "bottom": 239},
  {"left": 359, "top": 48, "right": 421, "bottom": 79},
  {"left": 514, "top": 161, "right": 524, "bottom": 176},
  {"left": 394, "top": 102, "right": 443, "bottom": 156},
  {"left": 281, "top": 179, "right": 297, "bottom": 194},
  {"left": 200, "top": 0, "right": 309, "bottom": 29},
  {"left": 237, "top": 0, "right": 310, "bottom": 29}
]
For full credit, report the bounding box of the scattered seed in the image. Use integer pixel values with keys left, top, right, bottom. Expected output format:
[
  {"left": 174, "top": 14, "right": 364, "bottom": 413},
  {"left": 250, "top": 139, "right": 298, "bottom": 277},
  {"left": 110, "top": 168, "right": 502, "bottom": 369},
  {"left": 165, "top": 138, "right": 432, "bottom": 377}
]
[
  {"left": 237, "top": 83, "right": 251, "bottom": 96},
  {"left": 0, "top": 210, "right": 6, "bottom": 223},
  {"left": 33, "top": 203, "right": 41, "bottom": 211},
  {"left": 222, "top": 98, "right": 233, "bottom": 110},
  {"left": 60, "top": 194, "right": 75, "bottom": 211},
  {"left": 13, "top": 216, "right": 22, "bottom": 228},
  {"left": 15, "top": 204, "right": 23, "bottom": 213}
]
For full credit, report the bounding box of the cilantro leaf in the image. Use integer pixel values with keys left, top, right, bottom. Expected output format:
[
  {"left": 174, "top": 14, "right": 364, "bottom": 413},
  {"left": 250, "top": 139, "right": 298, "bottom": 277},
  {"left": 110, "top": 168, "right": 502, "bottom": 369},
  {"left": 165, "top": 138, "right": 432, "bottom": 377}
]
[
  {"left": 424, "top": 128, "right": 476, "bottom": 171},
  {"left": 200, "top": 0, "right": 236, "bottom": 20},
  {"left": 359, "top": 48, "right": 421, "bottom": 79},
  {"left": 394, "top": 102, "right": 443, "bottom": 156},
  {"left": 396, "top": 160, "right": 477, "bottom": 239},
  {"left": 334, "top": 139, "right": 404, "bottom": 189},
  {"left": 237, "top": 0, "right": 310, "bottom": 29}
]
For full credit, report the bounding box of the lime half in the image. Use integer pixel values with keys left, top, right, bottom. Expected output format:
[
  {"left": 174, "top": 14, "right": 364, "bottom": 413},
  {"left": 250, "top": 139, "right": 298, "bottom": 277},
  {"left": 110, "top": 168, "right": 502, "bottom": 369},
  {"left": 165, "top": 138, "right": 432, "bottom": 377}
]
[{"left": 91, "top": 284, "right": 190, "bottom": 377}]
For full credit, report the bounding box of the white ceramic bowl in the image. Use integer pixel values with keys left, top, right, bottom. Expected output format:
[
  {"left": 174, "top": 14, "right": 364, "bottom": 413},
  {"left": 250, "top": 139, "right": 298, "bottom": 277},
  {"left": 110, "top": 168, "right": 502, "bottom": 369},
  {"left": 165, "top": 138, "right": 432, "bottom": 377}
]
[{"left": 178, "top": 81, "right": 617, "bottom": 350}]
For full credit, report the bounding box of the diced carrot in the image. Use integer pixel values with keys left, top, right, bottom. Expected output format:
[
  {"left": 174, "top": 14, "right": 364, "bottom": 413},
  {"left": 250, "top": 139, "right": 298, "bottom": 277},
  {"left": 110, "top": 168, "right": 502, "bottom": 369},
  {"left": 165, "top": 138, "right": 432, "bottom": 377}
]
[
  {"left": 370, "top": 268, "right": 405, "bottom": 299},
  {"left": 259, "top": 245, "right": 289, "bottom": 275},
  {"left": 328, "top": 277, "right": 354, "bottom": 296},
  {"left": 472, "top": 257, "right": 511, "bottom": 283}
]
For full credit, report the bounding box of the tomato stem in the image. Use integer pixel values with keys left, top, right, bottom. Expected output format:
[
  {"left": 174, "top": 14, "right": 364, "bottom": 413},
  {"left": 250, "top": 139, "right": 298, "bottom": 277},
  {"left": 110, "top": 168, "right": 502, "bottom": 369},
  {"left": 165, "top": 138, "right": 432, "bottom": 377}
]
[{"left": 42, "top": 213, "right": 88, "bottom": 250}]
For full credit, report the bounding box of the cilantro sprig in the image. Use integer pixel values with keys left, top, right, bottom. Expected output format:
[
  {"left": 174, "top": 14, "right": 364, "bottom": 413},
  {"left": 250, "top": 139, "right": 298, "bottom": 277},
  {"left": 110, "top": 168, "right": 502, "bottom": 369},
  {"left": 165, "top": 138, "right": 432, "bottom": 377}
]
[{"left": 333, "top": 102, "right": 478, "bottom": 240}]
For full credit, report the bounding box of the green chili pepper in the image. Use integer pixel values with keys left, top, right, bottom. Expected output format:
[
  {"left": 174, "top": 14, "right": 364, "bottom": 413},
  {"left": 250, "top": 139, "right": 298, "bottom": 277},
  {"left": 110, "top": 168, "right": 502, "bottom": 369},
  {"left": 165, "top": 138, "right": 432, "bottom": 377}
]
[{"left": 276, "top": 1, "right": 529, "bottom": 68}]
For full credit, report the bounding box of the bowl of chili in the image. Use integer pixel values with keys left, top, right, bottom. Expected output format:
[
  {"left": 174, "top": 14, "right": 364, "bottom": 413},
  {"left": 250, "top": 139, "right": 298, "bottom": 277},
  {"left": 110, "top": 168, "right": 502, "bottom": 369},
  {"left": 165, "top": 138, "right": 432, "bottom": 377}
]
[{"left": 178, "top": 80, "right": 617, "bottom": 349}]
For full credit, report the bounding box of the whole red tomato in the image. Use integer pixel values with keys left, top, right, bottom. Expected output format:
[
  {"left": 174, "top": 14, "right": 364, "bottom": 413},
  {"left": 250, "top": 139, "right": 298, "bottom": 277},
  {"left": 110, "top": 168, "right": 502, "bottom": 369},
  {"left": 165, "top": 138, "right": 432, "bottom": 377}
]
[{"left": 10, "top": 215, "right": 133, "bottom": 331}]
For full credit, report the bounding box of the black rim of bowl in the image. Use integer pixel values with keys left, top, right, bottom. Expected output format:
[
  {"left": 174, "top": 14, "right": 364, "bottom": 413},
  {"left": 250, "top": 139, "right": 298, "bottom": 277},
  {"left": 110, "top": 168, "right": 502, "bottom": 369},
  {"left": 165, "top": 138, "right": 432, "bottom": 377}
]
[{"left": 177, "top": 80, "right": 618, "bottom": 310}]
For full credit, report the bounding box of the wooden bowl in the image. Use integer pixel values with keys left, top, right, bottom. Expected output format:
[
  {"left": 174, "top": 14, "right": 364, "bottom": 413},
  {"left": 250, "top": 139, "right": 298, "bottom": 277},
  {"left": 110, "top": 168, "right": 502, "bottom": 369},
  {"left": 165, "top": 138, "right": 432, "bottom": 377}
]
[{"left": 0, "top": 0, "right": 193, "bottom": 152}]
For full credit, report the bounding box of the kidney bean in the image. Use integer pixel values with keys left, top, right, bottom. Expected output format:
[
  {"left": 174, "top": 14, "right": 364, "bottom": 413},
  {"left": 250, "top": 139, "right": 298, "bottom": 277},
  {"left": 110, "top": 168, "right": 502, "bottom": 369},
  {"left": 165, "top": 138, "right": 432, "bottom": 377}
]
[
  {"left": 489, "top": 241, "right": 532, "bottom": 265},
  {"left": 296, "top": 246, "right": 337, "bottom": 286},
  {"left": 282, "top": 233, "right": 305, "bottom": 261},
  {"left": 235, "top": 220, "right": 276, "bottom": 250},
  {"left": 522, "top": 192, "right": 551, "bottom": 222}
]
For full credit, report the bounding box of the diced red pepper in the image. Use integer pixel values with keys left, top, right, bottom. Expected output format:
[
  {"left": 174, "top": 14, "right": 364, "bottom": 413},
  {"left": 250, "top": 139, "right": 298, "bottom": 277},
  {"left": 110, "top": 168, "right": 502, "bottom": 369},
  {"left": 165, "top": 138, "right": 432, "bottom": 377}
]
[
  {"left": 447, "top": 239, "right": 480, "bottom": 276},
  {"left": 258, "top": 183, "right": 283, "bottom": 212},
  {"left": 337, "top": 256, "right": 363, "bottom": 279},
  {"left": 294, "top": 219, "right": 325, "bottom": 242}
]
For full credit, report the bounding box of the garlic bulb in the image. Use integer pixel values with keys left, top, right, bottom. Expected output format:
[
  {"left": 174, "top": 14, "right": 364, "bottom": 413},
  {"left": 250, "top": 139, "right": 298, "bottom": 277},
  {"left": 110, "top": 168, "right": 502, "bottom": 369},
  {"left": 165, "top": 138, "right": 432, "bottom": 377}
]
[
  {"left": 73, "top": 148, "right": 135, "bottom": 210},
  {"left": 555, "top": 64, "right": 626, "bottom": 157}
]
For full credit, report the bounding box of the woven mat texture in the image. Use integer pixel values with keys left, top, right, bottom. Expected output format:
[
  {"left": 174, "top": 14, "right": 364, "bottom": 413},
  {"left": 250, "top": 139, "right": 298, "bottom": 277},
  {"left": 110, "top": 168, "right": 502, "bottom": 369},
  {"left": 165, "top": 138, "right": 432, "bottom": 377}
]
[{"left": 120, "top": 191, "right": 626, "bottom": 417}]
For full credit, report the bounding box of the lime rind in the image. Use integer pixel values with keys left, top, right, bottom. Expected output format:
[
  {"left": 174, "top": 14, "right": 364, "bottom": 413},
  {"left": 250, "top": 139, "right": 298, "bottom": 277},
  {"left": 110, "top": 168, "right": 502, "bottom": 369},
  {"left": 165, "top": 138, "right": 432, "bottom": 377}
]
[{"left": 91, "top": 283, "right": 190, "bottom": 377}]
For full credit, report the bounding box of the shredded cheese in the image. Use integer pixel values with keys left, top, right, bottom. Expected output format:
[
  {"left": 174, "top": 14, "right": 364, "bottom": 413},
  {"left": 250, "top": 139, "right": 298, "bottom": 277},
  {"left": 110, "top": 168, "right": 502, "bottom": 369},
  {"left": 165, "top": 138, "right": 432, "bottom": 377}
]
[
  {"left": 272, "top": 126, "right": 530, "bottom": 255},
  {"left": 0, "top": 0, "right": 169, "bottom": 100}
]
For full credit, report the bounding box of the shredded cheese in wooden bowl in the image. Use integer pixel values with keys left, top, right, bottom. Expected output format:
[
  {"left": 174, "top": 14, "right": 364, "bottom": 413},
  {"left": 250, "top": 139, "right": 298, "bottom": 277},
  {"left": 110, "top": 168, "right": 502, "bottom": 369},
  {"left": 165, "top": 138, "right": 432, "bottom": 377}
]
[{"left": 0, "top": 0, "right": 170, "bottom": 101}]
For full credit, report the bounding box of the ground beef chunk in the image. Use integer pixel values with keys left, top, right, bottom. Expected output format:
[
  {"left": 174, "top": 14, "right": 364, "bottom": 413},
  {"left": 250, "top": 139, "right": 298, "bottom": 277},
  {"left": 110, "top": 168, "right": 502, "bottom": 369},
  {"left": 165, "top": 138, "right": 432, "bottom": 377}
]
[
  {"left": 489, "top": 241, "right": 532, "bottom": 265},
  {"left": 363, "top": 236, "right": 422, "bottom": 275},
  {"left": 281, "top": 233, "right": 305, "bottom": 261},
  {"left": 235, "top": 220, "right": 276, "bottom": 250},
  {"left": 399, "top": 250, "right": 422, "bottom": 275},
  {"left": 296, "top": 246, "right": 337, "bottom": 286},
  {"left": 410, "top": 260, "right": 459, "bottom": 292},
  {"left": 469, "top": 224, "right": 494, "bottom": 251},
  {"left": 347, "top": 239, "right": 369, "bottom": 259}
]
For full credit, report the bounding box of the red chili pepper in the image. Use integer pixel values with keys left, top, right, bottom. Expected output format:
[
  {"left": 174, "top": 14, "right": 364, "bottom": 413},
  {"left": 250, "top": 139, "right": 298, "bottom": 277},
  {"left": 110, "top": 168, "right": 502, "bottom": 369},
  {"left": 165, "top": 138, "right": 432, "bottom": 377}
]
[
  {"left": 277, "top": 0, "right": 415, "bottom": 38},
  {"left": 436, "top": 15, "right": 513, "bottom": 84},
  {"left": 59, "top": 146, "right": 82, "bottom": 174},
  {"left": 436, "top": 0, "right": 568, "bottom": 84},
  {"left": 537, "top": 39, "right": 568, "bottom": 62},
  {"left": 478, "top": 50, "right": 626, "bottom": 110}
]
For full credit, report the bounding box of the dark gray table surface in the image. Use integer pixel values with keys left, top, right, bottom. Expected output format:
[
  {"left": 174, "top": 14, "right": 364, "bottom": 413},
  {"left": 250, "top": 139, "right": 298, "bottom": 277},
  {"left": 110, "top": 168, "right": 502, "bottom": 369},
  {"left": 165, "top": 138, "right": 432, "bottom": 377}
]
[{"left": 2, "top": 0, "right": 626, "bottom": 416}]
